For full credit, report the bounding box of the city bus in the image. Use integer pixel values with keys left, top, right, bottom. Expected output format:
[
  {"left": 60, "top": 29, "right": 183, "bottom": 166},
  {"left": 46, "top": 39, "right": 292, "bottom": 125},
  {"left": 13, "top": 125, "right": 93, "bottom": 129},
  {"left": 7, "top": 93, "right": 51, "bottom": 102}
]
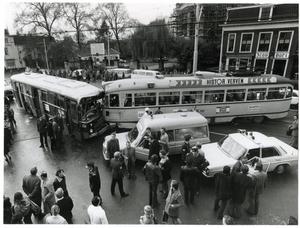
[
  {"left": 10, "top": 71, "right": 110, "bottom": 140},
  {"left": 102, "top": 74, "right": 294, "bottom": 128}
]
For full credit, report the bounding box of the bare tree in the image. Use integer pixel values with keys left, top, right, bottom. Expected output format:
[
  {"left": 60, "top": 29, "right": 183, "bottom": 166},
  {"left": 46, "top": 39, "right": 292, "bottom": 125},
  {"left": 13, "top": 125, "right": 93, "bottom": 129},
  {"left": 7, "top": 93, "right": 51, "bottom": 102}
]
[
  {"left": 14, "top": 2, "right": 64, "bottom": 38},
  {"left": 96, "top": 3, "right": 134, "bottom": 56},
  {"left": 63, "top": 3, "right": 93, "bottom": 50}
]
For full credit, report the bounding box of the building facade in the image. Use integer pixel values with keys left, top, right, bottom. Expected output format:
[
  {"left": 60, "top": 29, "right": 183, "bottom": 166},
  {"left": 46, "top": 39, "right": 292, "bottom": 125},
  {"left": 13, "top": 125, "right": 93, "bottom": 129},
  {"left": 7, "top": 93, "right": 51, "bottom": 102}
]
[{"left": 219, "top": 4, "right": 299, "bottom": 79}]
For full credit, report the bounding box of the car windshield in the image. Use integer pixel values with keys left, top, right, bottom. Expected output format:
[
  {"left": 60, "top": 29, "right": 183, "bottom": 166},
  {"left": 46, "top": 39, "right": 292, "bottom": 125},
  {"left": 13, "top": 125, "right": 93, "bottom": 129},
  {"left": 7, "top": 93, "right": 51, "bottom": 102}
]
[
  {"left": 218, "top": 135, "right": 247, "bottom": 159},
  {"left": 128, "top": 126, "right": 139, "bottom": 142}
]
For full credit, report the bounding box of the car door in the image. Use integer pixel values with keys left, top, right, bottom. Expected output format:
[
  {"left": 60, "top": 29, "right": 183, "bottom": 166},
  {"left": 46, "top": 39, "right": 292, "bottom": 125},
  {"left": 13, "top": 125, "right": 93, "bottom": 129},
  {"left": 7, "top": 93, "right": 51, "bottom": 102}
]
[
  {"left": 134, "top": 136, "right": 150, "bottom": 161},
  {"left": 261, "top": 147, "right": 282, "bottom": 172}
]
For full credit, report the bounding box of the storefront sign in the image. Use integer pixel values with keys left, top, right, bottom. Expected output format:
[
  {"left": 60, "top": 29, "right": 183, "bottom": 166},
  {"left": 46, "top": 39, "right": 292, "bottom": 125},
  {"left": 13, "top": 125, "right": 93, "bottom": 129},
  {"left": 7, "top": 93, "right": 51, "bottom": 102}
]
[
  {"left": 256, "top": 52, "right": 269, "bottom": 58},
  {"left": 274, "top": 52, "right": 289, "bottom": 59}
]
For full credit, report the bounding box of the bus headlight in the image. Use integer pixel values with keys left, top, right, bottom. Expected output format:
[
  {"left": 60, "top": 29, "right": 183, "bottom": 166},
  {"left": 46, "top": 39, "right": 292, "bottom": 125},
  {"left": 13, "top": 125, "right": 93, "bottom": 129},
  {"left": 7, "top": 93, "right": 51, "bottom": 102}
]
[
  {"left": 82, "top": 124, "right": 87, "bottom": 128},
  {"left": 90, "top": 129, "right": 93, "bottom": 133}
]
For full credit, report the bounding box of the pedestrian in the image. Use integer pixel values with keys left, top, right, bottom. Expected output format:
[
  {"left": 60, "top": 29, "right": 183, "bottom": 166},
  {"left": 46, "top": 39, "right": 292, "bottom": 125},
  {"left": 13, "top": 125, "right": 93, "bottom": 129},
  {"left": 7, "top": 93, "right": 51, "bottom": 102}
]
[
  {"left": 53, "top": 169, "right": 69, "bottom": 197},
  {"left": 12, "top": 192, "right": 32, "bottom": 224},
  {"left": 244, "top": 163, "right": 267, "bottom": 215},
  {"left": 110, "top": 152, "right": 129, "bottom": 197},
  {"left": 37, "top": 114, "right": 48, "bottom": 148},
  {"left": 52, "top": 116, "right": 62, "bottom": 151},
  {"left": 76, "top": 70, "right": 80, "bottom": 81},
  {"left": 114, "top": 72, "right": 118, "bottom": 81},
  {"left": 5, "top": 105, "right": 16, "bottom": 134},
  {"left": 222, "top": 215, "right": 234, "bottom": 225},
  {"left": 40, "top": 171, "right": 56, "bottom": 214},
  {"left": 4, "top": 125, "right": 12, "bottom": 162},
  {"left": 4, "top": 117, "right": 13, "bottom": 146},
  {"left": 47, "top": 118, "right": 56, "bottom": 151},
  {"left": 159, "top": 127, "right": 169, "bottom": 152},
  {"left": 122, "top": 141, "right": 137, "bottom": 179},
  {"left": 191, "top": 145, "right": 207, "bottom": 196},
  {"left": 214, "top": 165, "right": 232, "bottom": 219},
  {"left": 139, "top": 205, "right": 158, "bottom": 224},
  {"left": 143, "top": 127, "right": 152, "bottom": 149},
  {"left": 142, "top": 154, "right": 163, "bottom": 208},
  {"left": 57, "top": 113, "right": 65, "bottom": 143},
  {"left": 55, "top": 188, "right": 74, "bottom": 224},
  {"left": 107, "top": 132, "right": 120, "bottom": 160},
  {"left": 196, "top": 141, "right": 206, "bottom": 157},
  {"left": 148, "top": 134, "right": 160, "bottom": 162},
  {"left": 143, "top": 107, "right": 151, "bottom": 117},
  {"left": 86, "top": 70, "right": 91, "bottom": 83},
  {"left": 22, "top": 167, "right": 42, "bottom": 211},
  {"left": 181, "top": 134, "right": 191, "bottom": 165},
  {"left": 179, "top": 156, "right": 200, "bottom": 205},
  {"left": 288, "top": 115, "right": 298, "bottom": 149},
  {"left": 4, "top": 196, "right": 12, "bottom": 224},
  {"left": 159, "top": 149, "right": 172, "bottom": 199},
  {"left": 164, "top": 180, "right": 184, "bottom": 224},
  {"left": 46, "top": 205, "right": 68, "bottom": 224},
  {"left": 154, "top": 107, "right": 163, "bottom": 115},
  {"left": 231, "top": 156, "right": 248, "bottom": 175},
  {"left": 86, "top": 162, "right": 102, "bottom": 200},
  {"left": 227, "top": 165, "right": 252, "bottom": 218},
  {"left": 87, "top": 196, "right": 108, "bottom": 224}
]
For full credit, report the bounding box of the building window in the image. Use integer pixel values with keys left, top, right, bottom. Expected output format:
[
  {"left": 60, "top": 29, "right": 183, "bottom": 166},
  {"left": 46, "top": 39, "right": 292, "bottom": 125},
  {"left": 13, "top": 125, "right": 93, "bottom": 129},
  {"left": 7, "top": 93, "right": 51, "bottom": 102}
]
[
  {"left": 227, "top": 33, "right": 236, "bottom": 52},
  {"left": 272, "top": 59, "right": 287, "bottom": 77},
  {"left": 254, "top": 59, "right": 267, "bottom": 74},
  {"left": 240, "top": 33, "right": 253, "bottom": 52},
  {"left": 258, "top": 32, "right": 272, "bottom": 52},
  {"left": 5, "top": 38, "right": 8, "bottom": 43},
  {"left": 277, "top": 31, "right": 293, "bottom": 52},
  {"left": 259, "top": 7, "right": 272, "bottom": 21},
  {"left": 5, "top": 48, "right": 9, "bottom": 55}
]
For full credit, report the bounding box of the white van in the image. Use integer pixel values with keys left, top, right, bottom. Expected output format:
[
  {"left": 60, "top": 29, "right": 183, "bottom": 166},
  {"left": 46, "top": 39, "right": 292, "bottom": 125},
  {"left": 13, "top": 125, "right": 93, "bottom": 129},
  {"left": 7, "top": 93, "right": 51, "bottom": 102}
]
[
  {"left": 111, "top": 68, "right": 131, "bottom": 79},
  {"left": 131, "top": 69, "right": 164, "bottom": 79},
  {"left": 102, "top": 112, "right": 210, "bottom": 161}
]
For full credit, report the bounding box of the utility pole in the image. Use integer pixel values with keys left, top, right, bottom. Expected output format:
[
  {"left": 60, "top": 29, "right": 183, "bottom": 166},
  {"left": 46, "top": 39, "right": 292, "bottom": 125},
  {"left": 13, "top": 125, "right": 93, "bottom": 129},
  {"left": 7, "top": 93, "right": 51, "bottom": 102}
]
[
  {"left": 43, "top": 38, "right": 49, "bottom": 70},
  {"left": 107, "top": 32, "right": 110, "bottom": 66},
  {"left": 193, "top": 4, "right": 203, "bottom": 74}
]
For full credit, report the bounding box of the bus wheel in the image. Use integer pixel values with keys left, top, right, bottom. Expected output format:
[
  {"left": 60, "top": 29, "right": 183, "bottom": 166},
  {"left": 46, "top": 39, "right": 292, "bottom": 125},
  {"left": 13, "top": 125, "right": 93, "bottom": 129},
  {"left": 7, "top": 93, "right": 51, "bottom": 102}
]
[
  {"left": 253, "top": 116, "right": 264, "bottom": 123},
  {"left": 274, "top": 164, "right": 287, "bottom": 174},
  {"left": 24, "top": 103, "right": 32, "bottom": 114}
]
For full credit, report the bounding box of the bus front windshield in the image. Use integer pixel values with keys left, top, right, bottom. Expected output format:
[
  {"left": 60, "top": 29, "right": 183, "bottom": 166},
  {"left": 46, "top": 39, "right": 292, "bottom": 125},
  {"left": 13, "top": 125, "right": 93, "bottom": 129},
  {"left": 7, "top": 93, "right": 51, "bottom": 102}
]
[
  {"left": 218, "top": 135, "right": 247, "bottom": 160},
  {"left": 79, "top": 96, "right": 103, "bottom": 121}
]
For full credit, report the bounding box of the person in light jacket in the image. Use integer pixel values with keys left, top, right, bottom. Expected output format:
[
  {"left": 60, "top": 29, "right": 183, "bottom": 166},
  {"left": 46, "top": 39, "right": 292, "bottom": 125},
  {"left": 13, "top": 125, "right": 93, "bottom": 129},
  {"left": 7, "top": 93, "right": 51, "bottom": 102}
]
[{"left": 289, "top": 115, "right": 298, "bottom": 149}]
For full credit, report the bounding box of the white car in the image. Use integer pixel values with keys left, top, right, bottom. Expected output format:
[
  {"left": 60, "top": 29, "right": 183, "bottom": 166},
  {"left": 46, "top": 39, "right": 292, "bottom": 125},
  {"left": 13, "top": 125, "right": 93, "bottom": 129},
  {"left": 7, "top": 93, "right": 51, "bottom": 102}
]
[
  {"left": 291, "top": 90, "right": 298, "bottom": 108},
  {"left": 202, "top": 129, "right": 298, "bottom": 178},
  {"left": 72, "top": 69, "right": 87, "bottom": 80}
]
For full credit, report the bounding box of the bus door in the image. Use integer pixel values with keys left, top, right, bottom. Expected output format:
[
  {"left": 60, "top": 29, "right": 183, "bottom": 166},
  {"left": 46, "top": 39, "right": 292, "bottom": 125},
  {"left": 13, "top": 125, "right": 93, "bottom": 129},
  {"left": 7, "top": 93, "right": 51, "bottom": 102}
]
[
  {"left": 31, "top": 88, "right": 40, "bottom": 117},
  {"left": 24, "top": 85, "right": 38, "bottom": 117},
  {"left": 65, "top": 99, "right": 73, "bottom": 135},
  {"left": 69, "top": 100, "right": 81, "bottom": 140},
  {"left": 12, "top": 82, "right": 23, "bottom": 108},
  {"left": 38, "top": 90, "right": 47, "bottom": 117},
  {"left": 16, "top": 82, "right": 26, "bottom": 109},
  {"left": 57, "top": 95, "right": 69, "bottom": 135}
]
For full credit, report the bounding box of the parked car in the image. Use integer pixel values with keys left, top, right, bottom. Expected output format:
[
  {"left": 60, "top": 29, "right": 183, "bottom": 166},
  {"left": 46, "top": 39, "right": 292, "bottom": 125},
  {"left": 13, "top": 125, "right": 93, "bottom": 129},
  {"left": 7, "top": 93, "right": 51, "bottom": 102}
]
[
  {"left": 72, "top": 69, "right": 87, "bottom": 80},
  {"left": 202, "top": 129, "right": 298, "bottom": 178},
  {"left": 291, "top": 90, "right": 298, "bottom": 108},
  {"left": 4, "top": 80, "right": 14, "bottom": 100}
]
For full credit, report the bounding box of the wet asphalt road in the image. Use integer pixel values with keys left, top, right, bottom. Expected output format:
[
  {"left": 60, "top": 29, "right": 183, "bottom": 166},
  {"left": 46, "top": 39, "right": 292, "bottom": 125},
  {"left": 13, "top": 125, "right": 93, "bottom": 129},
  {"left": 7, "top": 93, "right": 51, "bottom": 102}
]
[{"left": 3, "top": 74, "right": 298, "bottom": 225}]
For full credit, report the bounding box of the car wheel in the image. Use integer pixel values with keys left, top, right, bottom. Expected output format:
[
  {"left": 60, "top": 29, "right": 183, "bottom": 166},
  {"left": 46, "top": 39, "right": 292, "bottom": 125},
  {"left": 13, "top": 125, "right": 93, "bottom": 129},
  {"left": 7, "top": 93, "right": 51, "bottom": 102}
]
[
  {"left": 274, "top": 164, "right": 287, "bottom": 174},
  {"left": 253, "top": 116, "right": 264, "bottom": 123}
]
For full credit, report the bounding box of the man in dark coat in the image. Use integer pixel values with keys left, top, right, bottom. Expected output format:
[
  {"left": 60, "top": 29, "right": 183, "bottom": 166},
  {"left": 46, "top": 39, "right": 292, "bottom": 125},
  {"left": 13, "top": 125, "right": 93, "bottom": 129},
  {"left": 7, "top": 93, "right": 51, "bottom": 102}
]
[
  {"left": 231, "top": 156, "right": 248, "bottom": 175},
  {"left": 47, "top": 118, "right": 56, "bottom": 151},
  {"left": 37, "top": 114, "right": 48, "bottom": 148},
  {"left": 110, "top": 152, "right": 129, "bottom": 197},
  {"left": 107, "top": 132, "right": 120, "bottom": 160},
  {"left": 180, "top": 156, "right": 200, "bottom": 205},
  {"left": 86, "top": 162, "right": 102, "bottom": 201},
  {"left": 159, "top": 149, "right": 172, "bottom": 199},
  {"left": 22, "top": 167, "right": 42, "bottom": 207},
  {"left": 53, "top": 169, "right": 69, "bottom": 197},
  {"left": 191, "top": 146, "right": 207, "bottom": 195},
  {"left": 227, "top": 165, "right": 252, "bottom": 218},
  {"left": 55, "top": 188, "right": 74, "bottom": 224},
  {"left": 142, "top": 154, "right": 163, "bottom": 208},
  {"left": 214, "top": 165, "right": 232, "bottom": 219},
  {"left": 148, "top": 135, "right": 160, "bottom": 162},
  {"left": 181, "top": 135, "right": 191, "bottom": 165}
]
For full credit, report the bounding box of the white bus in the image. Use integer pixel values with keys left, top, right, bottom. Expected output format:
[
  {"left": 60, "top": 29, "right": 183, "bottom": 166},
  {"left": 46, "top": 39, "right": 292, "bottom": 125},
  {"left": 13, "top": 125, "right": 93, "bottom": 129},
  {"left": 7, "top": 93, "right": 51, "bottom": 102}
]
[
  {"left": 131, "top": 69, "right": 164, "bottom": 79},
  {"left": 102, "top": 74, "right": 293, "bottom": 128},
  {"left": 110, "top": 68, "right": 131, "bottom": 79},
  {"left": 11, "top": 72, "right": 109, "bottom": 140}
]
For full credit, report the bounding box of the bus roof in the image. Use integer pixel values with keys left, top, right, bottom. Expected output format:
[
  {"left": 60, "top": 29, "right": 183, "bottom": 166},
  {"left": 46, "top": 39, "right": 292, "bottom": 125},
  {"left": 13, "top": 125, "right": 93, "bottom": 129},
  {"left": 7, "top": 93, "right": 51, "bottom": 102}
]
[
  {"left": 138, "top": 111, "right": 208, "bottom": 131},
  {"left": 104, "top": 74, "right": 293, "bottom": 93},
  {"left": 11, "top": 73, "right": 104, "bottom": 103}
]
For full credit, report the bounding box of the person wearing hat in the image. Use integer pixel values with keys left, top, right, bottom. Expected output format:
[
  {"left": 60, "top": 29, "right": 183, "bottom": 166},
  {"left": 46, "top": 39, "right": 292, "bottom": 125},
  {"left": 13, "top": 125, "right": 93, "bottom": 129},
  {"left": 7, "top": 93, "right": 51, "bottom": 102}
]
[
  {"left": 22, "top": 167, "right": 42, "bottom": 211},
  {"left": 181, "top": 135, "right": 191, "bottom": 165},
  {"left": 107, "top": 132, "right": 120, "bottom": 160},
  {"left": 110, "top": 152, "right": 129, "bottom": 197},
  {"left": 159, "top": 149, "right": 172, "bottom": 199},
  {"left": 143, "top": 107, "right": 151, "bottom": 117},
  {"left": 86, "top": 162, "right": 102, "bottom": 200},
  {"left": 55, "top": 188, "right": 74, "bottom": 224},
  {"left": 191, "top": 145, "right": 207, "bottom": 196},
  {"left": 244, "top": 162, "right": 267, "bottom": 215},
  {"left": 40, "top": 171, "right": 56, "bottom": 214}
]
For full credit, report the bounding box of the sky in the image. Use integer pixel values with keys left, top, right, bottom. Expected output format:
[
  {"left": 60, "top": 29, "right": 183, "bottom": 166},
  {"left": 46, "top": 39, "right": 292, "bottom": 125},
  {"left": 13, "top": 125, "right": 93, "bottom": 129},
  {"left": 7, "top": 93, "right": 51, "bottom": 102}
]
[{"left": 4, "top": 1, "right": 176, "bottom": 35}]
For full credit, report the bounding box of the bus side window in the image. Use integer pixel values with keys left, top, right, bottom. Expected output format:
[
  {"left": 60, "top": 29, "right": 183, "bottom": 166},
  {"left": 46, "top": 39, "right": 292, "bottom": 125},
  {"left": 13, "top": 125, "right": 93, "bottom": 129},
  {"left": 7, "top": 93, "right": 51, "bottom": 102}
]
[
  {"left": 110, "top": 94, "right": 119, "bottom": 107},
  {"left": 124, "top": 94, "right": 132, "bottom": 107}
]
